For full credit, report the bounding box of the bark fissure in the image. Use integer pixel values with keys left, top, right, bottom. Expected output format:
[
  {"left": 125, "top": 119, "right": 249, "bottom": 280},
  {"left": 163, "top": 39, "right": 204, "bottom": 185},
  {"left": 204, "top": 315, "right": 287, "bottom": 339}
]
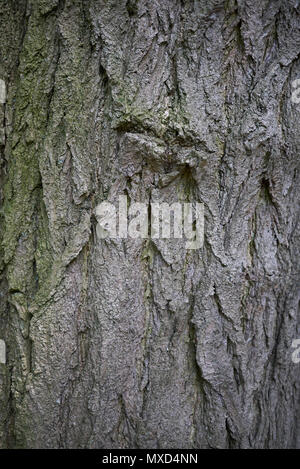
[{"left": 0, "top": 0, "right": 299, "bottom": 449}]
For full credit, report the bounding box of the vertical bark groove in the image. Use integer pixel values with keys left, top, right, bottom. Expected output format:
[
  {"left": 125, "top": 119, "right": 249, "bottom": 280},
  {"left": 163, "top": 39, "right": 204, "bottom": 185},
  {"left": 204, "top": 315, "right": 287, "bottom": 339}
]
[{"left": 0, "top": 0, "right": 299, "bottom": 449}]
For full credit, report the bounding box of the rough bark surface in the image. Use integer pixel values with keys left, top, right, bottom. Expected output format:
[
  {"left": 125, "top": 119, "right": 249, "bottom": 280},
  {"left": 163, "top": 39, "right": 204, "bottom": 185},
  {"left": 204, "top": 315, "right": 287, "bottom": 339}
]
[{"left": 0, "top": 0, "right": 300, "bottom": 449}]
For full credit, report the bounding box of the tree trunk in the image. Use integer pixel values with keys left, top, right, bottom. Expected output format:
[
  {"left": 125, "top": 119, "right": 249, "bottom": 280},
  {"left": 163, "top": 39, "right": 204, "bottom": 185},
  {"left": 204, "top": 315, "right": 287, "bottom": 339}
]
[{"left": 0, "top": 0, "right": 300, "bottom": 449}]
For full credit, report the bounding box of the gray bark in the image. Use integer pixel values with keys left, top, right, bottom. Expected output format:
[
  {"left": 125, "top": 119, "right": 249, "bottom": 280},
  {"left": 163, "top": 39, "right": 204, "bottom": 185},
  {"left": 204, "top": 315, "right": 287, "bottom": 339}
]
[{"left": 0, "top": 0, "right": 300, "bottom": 449}]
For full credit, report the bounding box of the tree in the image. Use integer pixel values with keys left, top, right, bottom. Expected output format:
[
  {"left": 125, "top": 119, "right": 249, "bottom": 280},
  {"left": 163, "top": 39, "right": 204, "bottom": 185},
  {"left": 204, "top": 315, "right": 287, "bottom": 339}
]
[{"left": 0, "top": 0, "right": 299, "bottom": 449}]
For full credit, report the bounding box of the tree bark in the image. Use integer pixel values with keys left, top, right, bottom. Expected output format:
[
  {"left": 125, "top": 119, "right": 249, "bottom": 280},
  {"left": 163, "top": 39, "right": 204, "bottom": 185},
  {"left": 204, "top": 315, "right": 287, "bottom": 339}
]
[{"left": 0, "top": 0, "right": 300, "bottom": 449}]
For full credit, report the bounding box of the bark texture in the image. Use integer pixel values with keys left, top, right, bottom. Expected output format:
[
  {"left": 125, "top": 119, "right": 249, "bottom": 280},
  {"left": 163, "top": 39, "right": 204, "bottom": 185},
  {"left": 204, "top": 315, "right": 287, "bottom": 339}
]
[{"left": 0, "top": 0, "right": 300, "bottom": 449}]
